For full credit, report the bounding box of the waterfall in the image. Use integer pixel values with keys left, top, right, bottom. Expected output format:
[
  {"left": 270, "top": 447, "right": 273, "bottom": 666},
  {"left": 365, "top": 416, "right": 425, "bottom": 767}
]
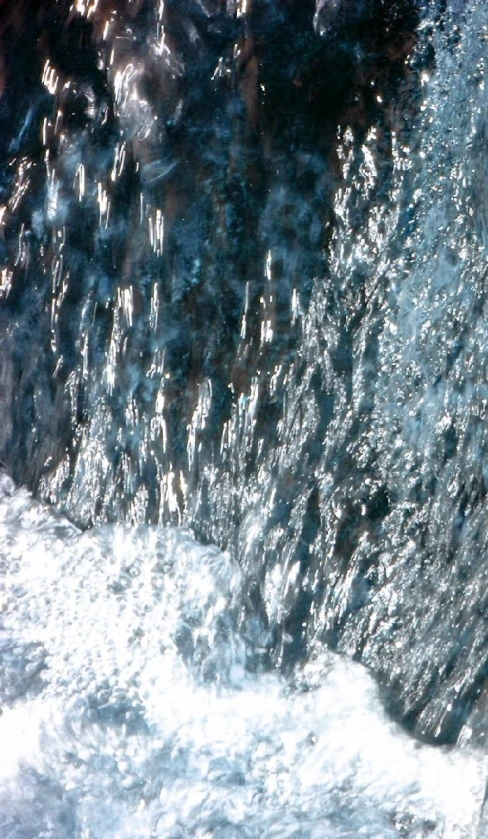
[{"left": 1, "top": 0, "right": 488, "bottom": 834}]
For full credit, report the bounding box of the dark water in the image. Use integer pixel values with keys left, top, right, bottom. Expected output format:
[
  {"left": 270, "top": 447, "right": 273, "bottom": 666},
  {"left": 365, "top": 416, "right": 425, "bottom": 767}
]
[{"left": 1, "top": 0, "right": 488, "bottom": 809}]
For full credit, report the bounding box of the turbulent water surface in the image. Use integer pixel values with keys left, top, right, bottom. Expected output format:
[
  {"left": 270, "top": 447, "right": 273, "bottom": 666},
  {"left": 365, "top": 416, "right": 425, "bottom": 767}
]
[
  {"left": 0, "top": 473, "right": 486, "bottom": 838},
  {"left": 1, "top": 0, "right": 488, "bottom": 834}
]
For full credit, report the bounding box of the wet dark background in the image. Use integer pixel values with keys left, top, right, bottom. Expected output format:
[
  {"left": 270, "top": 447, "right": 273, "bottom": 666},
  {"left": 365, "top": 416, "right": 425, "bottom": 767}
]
[{"left": 3, "top": 0, "right": 488, "bottom": 748}]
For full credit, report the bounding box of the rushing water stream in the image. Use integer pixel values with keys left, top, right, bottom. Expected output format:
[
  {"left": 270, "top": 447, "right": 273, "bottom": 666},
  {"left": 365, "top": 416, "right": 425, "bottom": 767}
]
[
  {"left": 0, "top": 473, "right": 486, "bottom": 838},
  {"left": 1, "top": 0, "right": 488, "bottom": 835}
]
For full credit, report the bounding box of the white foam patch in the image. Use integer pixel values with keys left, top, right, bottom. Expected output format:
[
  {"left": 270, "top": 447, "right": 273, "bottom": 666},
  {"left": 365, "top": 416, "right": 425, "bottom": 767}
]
[{"left": 0, "top": 474, "right": 486, "bottom": 838}]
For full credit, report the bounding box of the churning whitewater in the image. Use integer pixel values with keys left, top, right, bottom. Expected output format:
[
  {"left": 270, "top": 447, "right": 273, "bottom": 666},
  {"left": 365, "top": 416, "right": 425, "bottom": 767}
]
[
  {"left": 0, "top": 473, "right": 486, "bottom": 837},
  {"left": 1, "top": 0, "right": 488, "bottom": 834}
]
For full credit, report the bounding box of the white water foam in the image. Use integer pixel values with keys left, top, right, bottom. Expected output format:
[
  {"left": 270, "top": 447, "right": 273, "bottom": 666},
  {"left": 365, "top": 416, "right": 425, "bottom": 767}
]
[{"left": 0, "top": 472, "right": 485, "bottom": 838}]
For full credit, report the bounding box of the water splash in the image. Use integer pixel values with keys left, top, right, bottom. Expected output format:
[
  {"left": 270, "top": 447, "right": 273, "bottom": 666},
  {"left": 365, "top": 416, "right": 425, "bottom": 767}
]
[
  {"left": 0, "top": 473, "right": 485, "bottom": 838},
  {"left": 1, "top": 0, "right": 488, "bottom": 746}
]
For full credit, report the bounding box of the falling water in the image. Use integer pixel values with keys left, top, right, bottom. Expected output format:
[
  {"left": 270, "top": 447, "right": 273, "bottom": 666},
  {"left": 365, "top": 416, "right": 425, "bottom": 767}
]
[{"left": 1, "top": 0, "right": 488, "bottom": 834}]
